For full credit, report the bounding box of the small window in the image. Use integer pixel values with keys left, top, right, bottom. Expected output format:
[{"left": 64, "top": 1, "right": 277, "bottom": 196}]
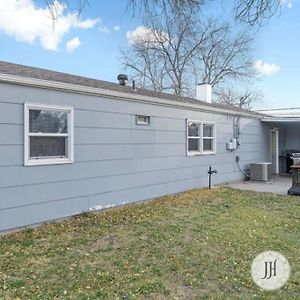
[
  {"left": 136, "top": 115, "right": 151, "bottom": 125},
  {"left": 187, "top": 120, "right": 216, "bottom": 156},
  {"left": 24, "top": 103, "right": 74, "bottom": 166}
]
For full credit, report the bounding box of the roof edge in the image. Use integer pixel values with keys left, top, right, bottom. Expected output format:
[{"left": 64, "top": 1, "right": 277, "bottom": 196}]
[
  {"left": 261, "top": 117, "right": 300, "bottom": 123},
  {"left": 0, "top": 73, "right": 262, "bottom": 119}
]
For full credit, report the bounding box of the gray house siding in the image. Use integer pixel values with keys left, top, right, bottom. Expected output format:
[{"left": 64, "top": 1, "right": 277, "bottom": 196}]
[{"left": 0, "top": 82, "right": 267, "bottom": 231}]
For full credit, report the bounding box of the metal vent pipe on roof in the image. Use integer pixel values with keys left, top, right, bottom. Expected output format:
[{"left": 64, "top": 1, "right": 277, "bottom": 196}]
[{"left": 117, "top": 74, "right": 128, "bottom": 86}]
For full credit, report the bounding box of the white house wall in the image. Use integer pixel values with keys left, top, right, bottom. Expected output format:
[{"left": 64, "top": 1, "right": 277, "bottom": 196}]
[{"left": 0, "top": 82, "right": 267, "bottom": 231}]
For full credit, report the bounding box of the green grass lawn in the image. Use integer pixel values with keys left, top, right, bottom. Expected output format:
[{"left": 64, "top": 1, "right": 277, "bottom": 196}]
[{"left": 0, "top": 188, "right": 299, "bottom": 299}]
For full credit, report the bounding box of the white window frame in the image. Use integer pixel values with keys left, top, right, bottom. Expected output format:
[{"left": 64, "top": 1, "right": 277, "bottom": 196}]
[
  {"left": 186, "top": 120, "right": 216, "bottom": 156},
  {"left": 24, "top": 103, "right": 74, "bottom": 166}
]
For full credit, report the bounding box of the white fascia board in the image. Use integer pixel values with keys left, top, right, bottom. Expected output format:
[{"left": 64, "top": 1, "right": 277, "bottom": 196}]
[
  {"left": 261, "top": 117, "right": 300, "bottom": 123},
  {"left": 0, "top": 73, "right": 261, "bottom": 119}
]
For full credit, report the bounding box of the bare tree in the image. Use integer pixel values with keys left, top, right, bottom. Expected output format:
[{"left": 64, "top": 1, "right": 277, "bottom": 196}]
[
  {"left": 122, "top": 7, "right": 255, "bottom": 97},
  {"left": 123, "top": 11, "right": 226, "bottom": 96},
  {"left": 43, "top": 0, "right": 262, "bottom": 107},
  {"left": 214, "top": 88, "right": 262, "bottom": 110}
]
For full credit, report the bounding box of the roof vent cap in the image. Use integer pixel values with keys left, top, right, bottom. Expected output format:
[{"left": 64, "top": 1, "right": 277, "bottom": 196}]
[{"left": 117, "top": 74, "right": 128, "bottom": 86}]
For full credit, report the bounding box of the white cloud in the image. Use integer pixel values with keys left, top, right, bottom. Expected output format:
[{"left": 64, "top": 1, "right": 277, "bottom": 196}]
[
  {"left": 254, "top": 60, "right": 280, "bottom": 76},
  {"left": 0, "top": 0, "right": 99, "bottom": 51},
  {"left": 99, "top": 25, "right": 121, "bottom": 33},
  {"left": 280, "top": 0, "right": 293, "bottom": 9},
  {"left": 126, "top": 26, "right": 170, "bottom": 45},
  {"left": 66, "top": 36, "right": 80, "bottom": 52},
  {"left": 76, "top": 18, "right": 100, "bottom": 29},
  {"left": 99, "top": 26, "right": 110, "bottom": 33}
]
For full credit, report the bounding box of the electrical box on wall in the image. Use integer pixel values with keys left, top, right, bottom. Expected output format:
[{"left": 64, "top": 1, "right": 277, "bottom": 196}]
[
  {"left": 226, "top": 138, "right": 238, "bottom": 151},
  {"left": 226, "top": 142, "right": 234, "bottom": 150},
  {"left": 231, "top": 138, "right": 237, "bottom": 149}
]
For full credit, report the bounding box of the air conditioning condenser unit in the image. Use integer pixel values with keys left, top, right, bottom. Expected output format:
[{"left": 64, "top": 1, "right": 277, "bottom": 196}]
[{"left": 250, "top": 162, "right": 272, "bottom": 182}]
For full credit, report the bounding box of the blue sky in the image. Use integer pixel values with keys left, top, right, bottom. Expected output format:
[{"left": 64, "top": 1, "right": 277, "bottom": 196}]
[
  {"left": 253, "top": 1, "right": 300, "bottom": 109},
  {"left": 0, "top": 0, "right": 298, "bottom": 109}
]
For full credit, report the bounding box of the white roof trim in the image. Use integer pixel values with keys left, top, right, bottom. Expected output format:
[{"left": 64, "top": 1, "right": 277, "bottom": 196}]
[
  {"left": 0, "top": 73, "right": 261, "bottom": 118},
  {"left": 261, "top": 117, "right": 300, "bottom": 123}
]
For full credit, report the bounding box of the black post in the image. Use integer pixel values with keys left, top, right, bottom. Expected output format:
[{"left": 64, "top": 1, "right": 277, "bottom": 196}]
[
  {"left": 208, "top": 165, "right": 212, "bottom": 189},
  {"left": 208, "top": 165, "right": 217, "bottom": 189}
]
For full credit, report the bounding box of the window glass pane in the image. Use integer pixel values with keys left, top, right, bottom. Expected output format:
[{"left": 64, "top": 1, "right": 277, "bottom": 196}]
[
  {"left": 29, "top": 109, "right": 68, "bottom": 133},
  {"left": 30, "top": 137, "right": 66, "bottom": 157},
  {"left": 188, "top": 138, "right": 199, "bottom": 151},
  {"left": 203, "top": 124, "right": 213, "bottom": 137},
  {"left": 203, "top": 139, "right": 213, "bottom": 151},
  {"left": 188, "top": 123, "right": 199, "bottom": 137}
]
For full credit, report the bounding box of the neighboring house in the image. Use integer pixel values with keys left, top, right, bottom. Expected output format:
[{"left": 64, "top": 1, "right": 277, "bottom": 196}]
[{"left": 0, "top": 61, "right": 294, "bottom": 232}]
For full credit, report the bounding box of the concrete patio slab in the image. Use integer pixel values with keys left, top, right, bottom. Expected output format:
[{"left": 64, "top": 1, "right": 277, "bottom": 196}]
[{"left": 226, "top": 175, "right": 293, "bottom": 195}]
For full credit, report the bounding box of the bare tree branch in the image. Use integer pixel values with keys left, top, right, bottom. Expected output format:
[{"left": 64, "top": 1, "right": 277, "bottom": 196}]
[
  {"left": 127, "top": 0, "right": 206, "bottom": 16},
  {"left": 197, "top": 26, "right": 255, "bottom": 87},
  {"left": 44, "top": 0, "right": 90, "bottom": 20},
  {"left": 214, "top": 88, "right": 263, "bottom": 110},
  {"left": 44, "top": 1, "right": 281, "bottom": 26},
  {"left": 234, "top": 0, "right": 280, "bottom": 26},
  {"left": 128, "top": 0, "right": 281, "bottom": 25}
]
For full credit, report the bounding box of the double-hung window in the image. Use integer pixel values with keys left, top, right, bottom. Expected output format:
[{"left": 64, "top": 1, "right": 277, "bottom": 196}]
[
  {"left": 187, "top": 120, "right": 216, "bottom": 156},
  {"left": 24, "top": 103, "right": 74, "bottom": 166}
]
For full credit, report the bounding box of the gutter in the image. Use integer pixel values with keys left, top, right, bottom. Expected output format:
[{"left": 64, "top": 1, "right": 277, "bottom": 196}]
[{"left": 261, "top": 117, "right": 300, "bottom": 123}]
